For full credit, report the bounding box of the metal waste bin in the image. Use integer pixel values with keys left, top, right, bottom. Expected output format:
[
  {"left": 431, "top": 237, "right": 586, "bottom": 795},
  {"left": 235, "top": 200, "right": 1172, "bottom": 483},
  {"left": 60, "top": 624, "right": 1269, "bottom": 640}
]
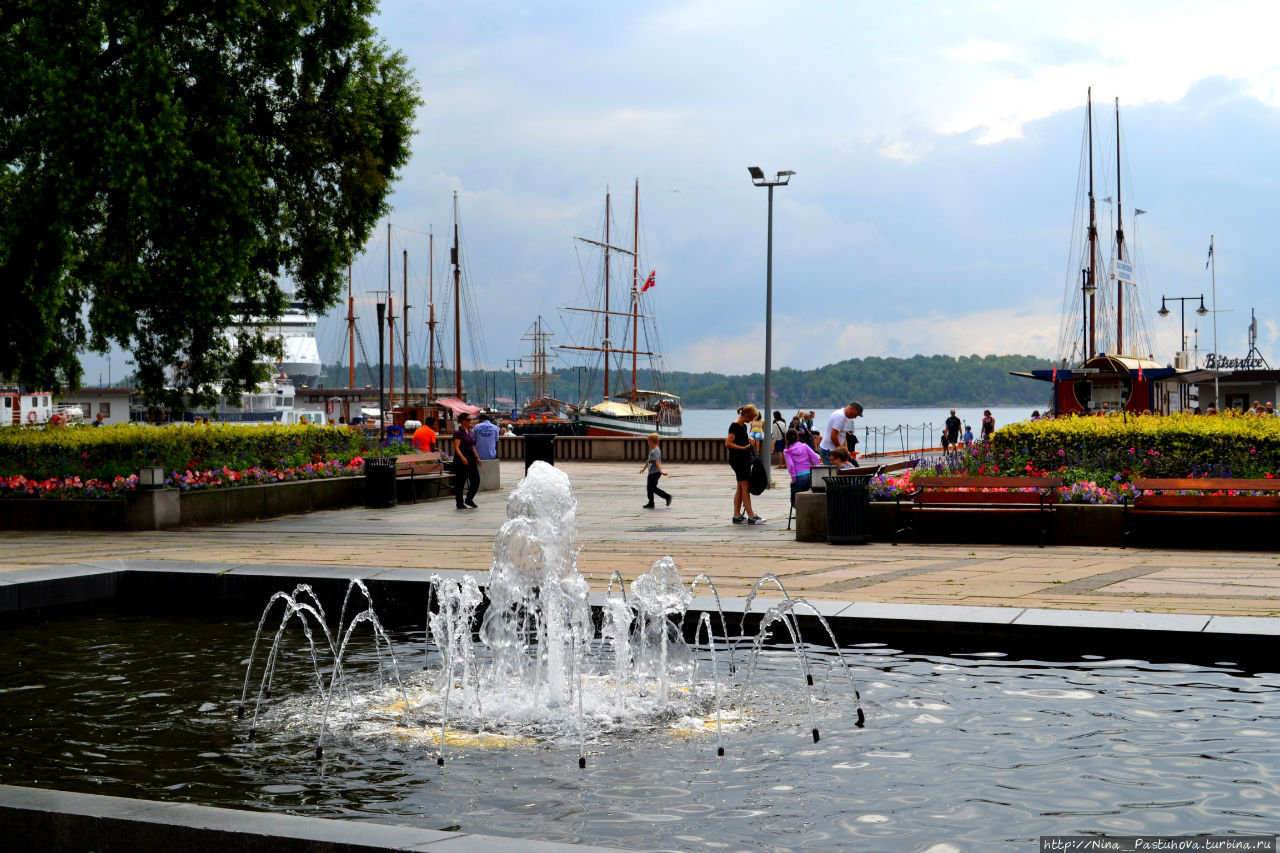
[
  {"left": 523, "top": 434, "right": 556, "bottom": 471},
  {"left": 365, "top": 456, "right": 398, "bottom": 508},
  {"left": 823, "top": 475, "right": 872, "bottom": 544}
]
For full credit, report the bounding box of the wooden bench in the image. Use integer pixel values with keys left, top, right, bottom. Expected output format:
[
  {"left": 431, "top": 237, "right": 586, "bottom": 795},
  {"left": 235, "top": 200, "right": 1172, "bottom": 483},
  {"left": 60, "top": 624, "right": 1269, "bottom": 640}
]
[
  {"left": 880, "top": 458, "right": 920, "bottom": 475},
  {"left": 394, "top": 452, "right": 448, "bottom": 502},
  {"left": 894, "top": 476, "right": 1063, "bottom": 547},
  {"left": 1123, "top": 478, "right": 1280, "bottom": 541}
]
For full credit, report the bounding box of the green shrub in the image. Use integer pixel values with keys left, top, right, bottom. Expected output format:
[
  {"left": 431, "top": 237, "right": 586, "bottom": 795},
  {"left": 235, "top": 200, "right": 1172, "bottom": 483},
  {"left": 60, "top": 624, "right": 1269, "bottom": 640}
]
[
  {"left": 988, "top": 411, "right": 1280, "bottom": 481},
  {"left": 0, "top": 423, "right": 373, "bottom": 481}
]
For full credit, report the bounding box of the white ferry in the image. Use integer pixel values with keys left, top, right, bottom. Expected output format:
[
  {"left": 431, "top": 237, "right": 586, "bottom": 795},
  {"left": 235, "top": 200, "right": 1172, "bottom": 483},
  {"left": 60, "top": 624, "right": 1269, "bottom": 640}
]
[{"left": 2, "top": 389, "right": 83, "bottom": 426}]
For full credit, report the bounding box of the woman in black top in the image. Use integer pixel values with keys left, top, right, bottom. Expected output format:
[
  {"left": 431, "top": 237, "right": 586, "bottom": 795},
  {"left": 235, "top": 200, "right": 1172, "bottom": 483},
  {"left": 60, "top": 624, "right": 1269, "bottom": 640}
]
[{"left": 726, "top": 404, "right": 763, "bottom": 524}]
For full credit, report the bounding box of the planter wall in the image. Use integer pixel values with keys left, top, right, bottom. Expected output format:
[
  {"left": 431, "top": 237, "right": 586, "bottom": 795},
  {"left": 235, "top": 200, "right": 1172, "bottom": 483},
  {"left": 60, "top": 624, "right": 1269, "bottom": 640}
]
[
  {"left": 176, "top": 476, "right": 365, "bottom": 527},
  {"left": 799, "top": 499, "right": 1129, "bottom": 547},
  {"left": 3, "top": 476, "right": 369, "bottom": 531},
  {"left": 0, "top": 499, "right": 128, "bottom": 531}
]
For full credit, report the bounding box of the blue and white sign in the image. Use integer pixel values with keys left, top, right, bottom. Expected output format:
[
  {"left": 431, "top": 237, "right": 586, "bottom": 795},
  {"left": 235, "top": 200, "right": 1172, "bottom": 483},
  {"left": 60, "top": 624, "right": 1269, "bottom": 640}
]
[{"left": 1112, "top": 258, "right": 1135, "bottom": 284}]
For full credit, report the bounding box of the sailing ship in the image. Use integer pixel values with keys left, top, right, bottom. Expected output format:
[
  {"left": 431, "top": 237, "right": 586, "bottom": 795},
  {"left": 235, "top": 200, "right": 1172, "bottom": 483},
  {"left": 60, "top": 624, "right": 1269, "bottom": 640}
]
[
  {"left": 509, "top": 315, "right": 577, "bottom": 434},
  {"left": 559, "top": 181, "right": 683, "bottom": 438},
  {"left": 1033, "top": 90, "right": 1166, "bottom": 415}
]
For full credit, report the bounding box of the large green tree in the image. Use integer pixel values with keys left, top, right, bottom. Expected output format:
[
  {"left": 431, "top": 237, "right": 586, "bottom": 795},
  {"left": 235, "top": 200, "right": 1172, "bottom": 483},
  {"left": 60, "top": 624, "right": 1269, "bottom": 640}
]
[{"left": 0, "top": 0, "right": 419, "bottom": 405}]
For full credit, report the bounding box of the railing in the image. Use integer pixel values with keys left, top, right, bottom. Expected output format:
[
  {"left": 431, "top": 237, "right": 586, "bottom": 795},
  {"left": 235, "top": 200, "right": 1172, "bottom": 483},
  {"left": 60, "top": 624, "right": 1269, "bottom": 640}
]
[
  {"left": 436, "top": 435, "right": 730, "bottom": 463},
  {"left": 861, "top": 423, "right": 939, "bottom": 459}
]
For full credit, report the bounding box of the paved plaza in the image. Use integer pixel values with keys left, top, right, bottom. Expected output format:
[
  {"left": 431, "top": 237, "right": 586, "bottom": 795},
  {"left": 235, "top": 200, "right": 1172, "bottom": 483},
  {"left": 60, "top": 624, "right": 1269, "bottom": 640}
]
[{"left": 2, "top": 461, "right": 1278, "bottom": 617}]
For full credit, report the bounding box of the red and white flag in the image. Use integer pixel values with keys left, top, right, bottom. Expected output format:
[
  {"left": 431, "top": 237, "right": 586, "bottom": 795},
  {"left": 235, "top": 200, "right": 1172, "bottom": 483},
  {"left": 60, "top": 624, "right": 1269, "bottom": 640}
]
[
  {"left": 1137, "top": 364, "right": 1144, "bottom": 381},
  {"left": 1051, "top": 366, "right": 1057, "bottom": 383},
  {"left": 641, "top": 269, "right": 656, "bottom": 292}
]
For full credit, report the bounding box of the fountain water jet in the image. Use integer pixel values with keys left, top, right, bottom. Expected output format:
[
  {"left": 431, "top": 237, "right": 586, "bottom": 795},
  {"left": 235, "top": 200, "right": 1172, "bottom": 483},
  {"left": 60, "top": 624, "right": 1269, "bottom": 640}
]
[{"left": 240, "top": 461, "right": 866, "bottom": 763}]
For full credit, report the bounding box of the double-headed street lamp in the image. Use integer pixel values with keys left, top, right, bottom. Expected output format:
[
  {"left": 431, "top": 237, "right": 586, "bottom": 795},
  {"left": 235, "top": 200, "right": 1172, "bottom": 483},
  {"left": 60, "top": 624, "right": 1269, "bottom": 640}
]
[
  {"left": 569, "top": 365, "right": 588, "bottom": 408},
  {"left": 748, "top": 167, "right": 794, "bottom": 487},
  {"left": 1157, "top": 294, "right": 1208, "bottom": 361},
  {"left": 376, "top": 302, "right": 386, "bottom": 443},
  {"left": 505, "top": 358, "right": 523, "bottom": 413}
]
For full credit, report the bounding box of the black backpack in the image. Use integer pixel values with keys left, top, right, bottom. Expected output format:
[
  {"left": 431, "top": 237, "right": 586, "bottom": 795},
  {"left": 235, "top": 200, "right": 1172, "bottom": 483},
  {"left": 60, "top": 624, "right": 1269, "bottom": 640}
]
[{"left": 748, "top": 454, "right": 768, "bottom": 496}]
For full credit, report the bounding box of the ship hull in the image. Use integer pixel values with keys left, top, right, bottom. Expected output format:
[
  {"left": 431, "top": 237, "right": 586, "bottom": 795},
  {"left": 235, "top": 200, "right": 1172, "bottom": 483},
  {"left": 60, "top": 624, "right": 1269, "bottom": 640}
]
[{"left": 574, "top": 411, "right": 682, "bottom": 438}]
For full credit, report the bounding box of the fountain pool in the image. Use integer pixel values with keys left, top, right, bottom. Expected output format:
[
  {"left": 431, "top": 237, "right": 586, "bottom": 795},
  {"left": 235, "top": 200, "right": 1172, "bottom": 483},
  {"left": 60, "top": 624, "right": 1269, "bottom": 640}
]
[
  {"left": 1, "top": 463, "right": 1277, "bottom": 851},
  {"left": 1, "top": 613, "right": 1277, "bottom": 851}
]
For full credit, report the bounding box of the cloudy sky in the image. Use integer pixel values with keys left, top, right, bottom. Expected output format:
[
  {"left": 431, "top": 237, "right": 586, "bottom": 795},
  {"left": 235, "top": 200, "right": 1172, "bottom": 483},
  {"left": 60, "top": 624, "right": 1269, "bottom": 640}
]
[{"left": 78, "top": 1, "right": 1280, "bottom": 384}]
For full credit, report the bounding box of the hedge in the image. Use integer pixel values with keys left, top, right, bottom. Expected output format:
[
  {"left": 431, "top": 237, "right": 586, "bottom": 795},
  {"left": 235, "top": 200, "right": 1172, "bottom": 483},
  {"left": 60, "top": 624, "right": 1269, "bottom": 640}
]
[
  {"left": 988, "top": 411, "right": 1280, "bottom": 480},
  {"left": 0, "top": 423, "right": 372, "bottom": 482}
]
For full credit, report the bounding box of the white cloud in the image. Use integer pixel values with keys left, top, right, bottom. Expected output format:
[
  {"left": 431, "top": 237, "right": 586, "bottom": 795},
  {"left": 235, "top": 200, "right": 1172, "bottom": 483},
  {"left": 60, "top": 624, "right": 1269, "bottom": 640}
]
[{"left": 77, "top": 1, "right": 1280, "bottom": 385}]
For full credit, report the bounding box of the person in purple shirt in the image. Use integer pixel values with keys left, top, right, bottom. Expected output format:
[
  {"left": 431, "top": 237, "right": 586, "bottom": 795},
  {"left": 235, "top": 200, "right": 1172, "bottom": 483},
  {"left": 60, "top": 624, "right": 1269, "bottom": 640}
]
[
  {"left": 452, "top": 413, "right": 481, "bottom": 509},
  {"left": 783, "top": 428, "right": 823, "bottom": 510}
]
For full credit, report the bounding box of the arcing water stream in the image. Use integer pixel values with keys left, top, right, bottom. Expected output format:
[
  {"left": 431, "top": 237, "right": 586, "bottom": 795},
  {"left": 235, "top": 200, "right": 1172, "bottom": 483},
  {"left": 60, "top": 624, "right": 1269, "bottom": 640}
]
[{"left": 239, "top": 461, "right": 865, "bottom": 765}]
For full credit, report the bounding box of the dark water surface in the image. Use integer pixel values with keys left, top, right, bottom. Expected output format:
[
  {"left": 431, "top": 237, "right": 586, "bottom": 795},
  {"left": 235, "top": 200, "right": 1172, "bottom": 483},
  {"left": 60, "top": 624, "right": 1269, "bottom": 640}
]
[{"left": 2, "top": 614, "right": 1277, "bottom": 852}]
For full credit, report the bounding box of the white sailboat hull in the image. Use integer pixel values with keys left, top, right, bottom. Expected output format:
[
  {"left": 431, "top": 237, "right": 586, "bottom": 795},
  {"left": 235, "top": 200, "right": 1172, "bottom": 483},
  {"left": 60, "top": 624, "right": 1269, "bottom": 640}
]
[{"left": 574, "top": 409, "right": 682, "bottom": 438}]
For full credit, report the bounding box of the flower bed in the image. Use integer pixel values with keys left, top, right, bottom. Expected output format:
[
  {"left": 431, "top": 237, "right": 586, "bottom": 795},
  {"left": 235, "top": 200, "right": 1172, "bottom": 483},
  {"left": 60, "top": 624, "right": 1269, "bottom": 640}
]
[
  {"left": 1, "top": 458, "right": 366, "bottom": 501},
  {"left": 868, "top": 411, "right": 1279, "bottom": 504},
  {"left": 0, "top": 423, "right": 403, "bottom": 500}
]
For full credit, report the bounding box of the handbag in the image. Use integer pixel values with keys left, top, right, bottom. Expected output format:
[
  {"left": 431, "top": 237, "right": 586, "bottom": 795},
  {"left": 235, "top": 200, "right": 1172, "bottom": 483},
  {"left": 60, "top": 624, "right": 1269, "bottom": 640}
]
[{"left": 748, "top": 453, "right": 768, "bottom": 496}]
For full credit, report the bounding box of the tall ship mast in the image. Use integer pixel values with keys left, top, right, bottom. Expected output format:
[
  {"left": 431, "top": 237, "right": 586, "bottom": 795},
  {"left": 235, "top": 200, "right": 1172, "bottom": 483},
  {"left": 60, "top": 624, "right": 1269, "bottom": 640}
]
[
  {"left": 1042, "top": 91, "right": 1163, "bottom": 416},
  {"left": 426, "top": 228, "right": 437, "bottom": 405},
  {"left": 509, "top": 315, "right": 572, "bottom": 428},
  {"left": 560, "top": 181, "right": 683, "bottom": 437}
]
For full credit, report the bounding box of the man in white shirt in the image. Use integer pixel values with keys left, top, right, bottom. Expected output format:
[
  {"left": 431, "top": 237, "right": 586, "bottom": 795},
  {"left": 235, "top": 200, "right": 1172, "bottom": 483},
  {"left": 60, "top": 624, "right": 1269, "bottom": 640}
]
[{"left": 818, "top": 401, "right": 864, "bottom": 464}]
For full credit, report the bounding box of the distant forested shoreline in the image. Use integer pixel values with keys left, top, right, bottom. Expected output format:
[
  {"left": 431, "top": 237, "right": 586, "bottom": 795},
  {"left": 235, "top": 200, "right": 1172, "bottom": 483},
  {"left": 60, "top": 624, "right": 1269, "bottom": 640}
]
[{"left": 320, "top": 354, "right": 1053, "bottom": 409}]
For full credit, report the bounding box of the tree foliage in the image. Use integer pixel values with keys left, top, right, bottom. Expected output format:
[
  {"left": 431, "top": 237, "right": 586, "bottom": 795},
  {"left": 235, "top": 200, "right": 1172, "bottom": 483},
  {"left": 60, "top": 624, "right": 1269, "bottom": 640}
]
[
  {"left": 1, "top": 0, "right": 420, "bottom": 406},
  {"left": 657, "top": 354, "right": 1052, "bottom": 408},
  {"left": 321, "top": 353, "right": 1053, "bottom": 410}
]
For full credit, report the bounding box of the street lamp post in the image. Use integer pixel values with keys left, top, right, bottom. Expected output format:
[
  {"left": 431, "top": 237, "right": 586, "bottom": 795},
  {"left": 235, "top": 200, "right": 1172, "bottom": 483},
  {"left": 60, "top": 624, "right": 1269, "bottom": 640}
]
[
  {"left": 1157, "top": 294, "right": 1208, "bottom": 363},
  {"left": 570, "top": 365, "right": 588, "bottom": 407},
  {"left": 748, "top": 167, "right": 794, "bottom": 487},
  {"left": 376, "top": 302, "right": 386, "bottom": 444},
  {"left": 506, "top": 358, "right": 523, "bottom": 414}
]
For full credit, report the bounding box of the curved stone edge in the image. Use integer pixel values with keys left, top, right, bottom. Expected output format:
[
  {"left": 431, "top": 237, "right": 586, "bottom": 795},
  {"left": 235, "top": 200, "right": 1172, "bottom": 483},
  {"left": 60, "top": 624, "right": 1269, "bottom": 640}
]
[{"left": 0, "top": 784, "right": 627, "bottom": 853}]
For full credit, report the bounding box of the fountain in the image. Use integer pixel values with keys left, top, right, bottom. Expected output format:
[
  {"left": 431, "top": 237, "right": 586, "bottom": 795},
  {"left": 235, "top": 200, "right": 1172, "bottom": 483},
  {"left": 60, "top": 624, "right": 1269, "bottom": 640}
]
[
  {"left": 239, "top": 461, "right": 866, "bottom": 766},
  {"left": 5, "top": 461, "right": 1276, "bottom": 850}
]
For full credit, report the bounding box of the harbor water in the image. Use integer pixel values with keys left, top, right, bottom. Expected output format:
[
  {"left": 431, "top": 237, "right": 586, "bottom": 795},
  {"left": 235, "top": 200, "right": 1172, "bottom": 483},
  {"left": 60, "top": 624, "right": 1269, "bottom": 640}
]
[{"left": 683, "top": 406, "right": 1034, "bottom": 440}]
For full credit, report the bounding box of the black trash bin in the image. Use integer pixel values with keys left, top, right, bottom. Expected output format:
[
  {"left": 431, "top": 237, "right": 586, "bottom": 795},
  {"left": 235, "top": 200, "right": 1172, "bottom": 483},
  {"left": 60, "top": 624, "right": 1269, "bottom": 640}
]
[
  {"left": 365, "top": 456, "right": 398, "bottom": 508},
  {"left": 523, "top": 434, "right": 556, "bottom": 471},
  {"left": 823, "top": 475, "right": 872, "bottom": 544}
]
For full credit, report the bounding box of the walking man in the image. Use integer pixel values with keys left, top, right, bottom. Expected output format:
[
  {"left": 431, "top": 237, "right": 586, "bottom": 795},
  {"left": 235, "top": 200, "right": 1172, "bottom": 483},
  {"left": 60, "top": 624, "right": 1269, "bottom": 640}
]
[{"left": 944, "top": 409, "right": 961, "bottom": 456}]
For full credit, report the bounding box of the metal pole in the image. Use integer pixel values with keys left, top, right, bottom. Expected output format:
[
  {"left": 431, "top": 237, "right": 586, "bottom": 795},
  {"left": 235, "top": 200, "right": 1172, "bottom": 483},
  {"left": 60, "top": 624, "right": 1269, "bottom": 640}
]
[
  {"left": 1210, "top": 235, "right": 1218, "bottom": 409},
  {"left": 376, "top": 302, "right": 386, "bottom": 444},
  {"left": 764, "top": 184, "right": 774, "bottom": 488},
  {"left": 506, "top": 358, "right": 521, "bottom": 412},
  {"left": 1081, "top": 269, "right": 1088, "bottom": 363}
]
